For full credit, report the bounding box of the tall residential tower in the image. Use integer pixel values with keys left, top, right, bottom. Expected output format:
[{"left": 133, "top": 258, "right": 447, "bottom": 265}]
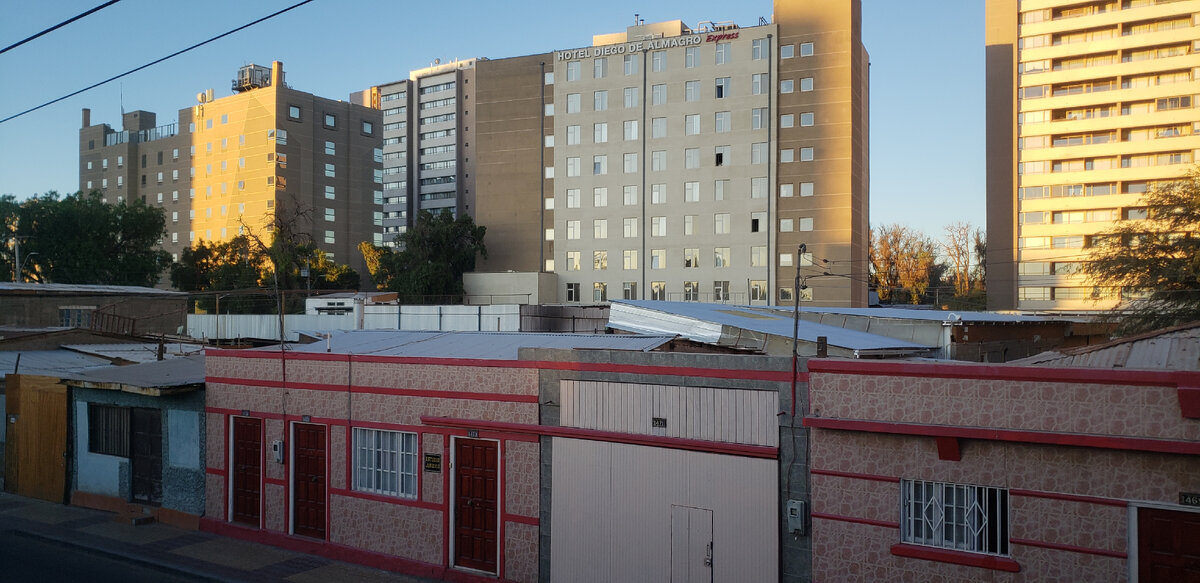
[{"left": 987, "top": 0, "right": 1200, "bottom": 310}]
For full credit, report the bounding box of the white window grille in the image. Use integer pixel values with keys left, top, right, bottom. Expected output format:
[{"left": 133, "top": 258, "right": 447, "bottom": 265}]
[
  {"left": 353, "top": 428, "right": 417, "bottom": 498},
  {"left": 900, "top": 479, "right": 1009, "bottom": 556}
]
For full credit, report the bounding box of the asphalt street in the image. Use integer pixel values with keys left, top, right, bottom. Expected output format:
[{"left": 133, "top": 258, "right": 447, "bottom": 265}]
[{"left": 0, "top": 529, "right": 209, "bottom": 583}]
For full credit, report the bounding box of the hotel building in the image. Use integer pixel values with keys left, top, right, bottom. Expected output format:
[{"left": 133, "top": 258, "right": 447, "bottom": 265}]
[
  {"left": 80, "top": 62, "right": 383, "bottom": 279},
  {"left": 365, "top": 0, "right": 869, "bottom": 306},
  {"left": 987, "top": 0, "right": 1200, "bottom": 310}
]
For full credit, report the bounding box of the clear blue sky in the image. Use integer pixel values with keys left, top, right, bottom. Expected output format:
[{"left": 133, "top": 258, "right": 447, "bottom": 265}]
[{"left": 0, "top": 0, "right": 984, "bottom": 239}]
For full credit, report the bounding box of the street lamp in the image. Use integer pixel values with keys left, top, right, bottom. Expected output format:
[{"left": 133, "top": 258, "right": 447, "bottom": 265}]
[{"left": 16, "top": 252, "right": 39, "bottom": 283}]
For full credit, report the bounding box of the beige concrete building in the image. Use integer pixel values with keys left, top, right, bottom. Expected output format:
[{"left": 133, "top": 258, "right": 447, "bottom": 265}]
[
  {"left": 365, "top": 0, "right": 869, "bottom": 306},
  {"left": 987, "top": 0, "right": 1200, "bottom": 310},
  {"left": 80, "top": 62, "right": 383, "bottom": 279}
]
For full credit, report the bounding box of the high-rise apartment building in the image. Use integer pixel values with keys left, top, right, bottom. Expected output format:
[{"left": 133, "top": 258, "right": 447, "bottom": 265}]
[
  {"left": 366, "top": 0, "right": 869, "bottom": 306},
  {"left": 987, "top": 0, "right": 1200, "bottom": 310},
  {"left": 80, "top": 62, "right": 383, "bottom": 279}
]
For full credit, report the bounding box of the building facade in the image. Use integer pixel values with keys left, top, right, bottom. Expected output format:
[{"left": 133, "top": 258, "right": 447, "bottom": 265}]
[
  {"left": 986, "top": 0, "right": 1200, "bottom": 310},
  {"left": 365, "top": 0, "right": 869, "bottom": 306},
  {"left": 80, "top": 62, "right": 383, "bottom": 278}
]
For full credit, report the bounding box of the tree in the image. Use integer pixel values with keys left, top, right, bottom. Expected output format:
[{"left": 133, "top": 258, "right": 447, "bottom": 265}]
[
  {"left": 360, "top": 210, "right": 486, "bottom": 300},
  {"left": 943, "top": 222, "right": 973, "bottom": 297},
  {"left": 870, "top": 224, "right": 936, "bottom": 304},
  {"left": 2, "top": 191, "right": 169, "bottom": 286},
  {"left": 1085, "top": 168, "right": 1200, "bottom": 333},
  {"left": 972, "top": 228, "right": 987, "bottom": 292}
]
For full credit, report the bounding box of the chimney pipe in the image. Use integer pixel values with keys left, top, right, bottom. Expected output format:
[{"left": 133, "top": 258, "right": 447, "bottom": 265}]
[
  {"left": 82, "top": 108, "right": 91, "bottom": 128},
  {"left": 271, "top": 61, "right": 284, "bottom": 87}
]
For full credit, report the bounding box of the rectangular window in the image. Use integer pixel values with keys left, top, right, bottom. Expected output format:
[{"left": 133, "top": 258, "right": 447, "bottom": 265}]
[
  {"left": 686, "top": 47, "right": 699, "bottom": 68},
  {"left": 651, "top": 183, "right": 666, "bottom": 204},
  {"left": 685, "top": 180, "right": 700, "bottom": 200},
  {"left": 800, "top": 112, "right": 814, "bottom": 127},
  {"left": 781, "top": 79, "right": 794, "bottom": 93},
  {"left": 715, "top": 77, "right": 730, "bottom": 98},
  {"left": 685, "top": 114, "right": 700, "bottom": 135},
  {"left": 567, "top": 188, "right": 581, "bottom": 208},
  {"left": 624, "top": 54, "right": 638, "bottom": 75},
  {"left": 800, "top": 42, "right": 814, "bottom": 57},
  {"left": 567, "top": 220, "right": 581, "bottom": 239},
  {"left": 289, "top": 105, "right": 301, "bottom": 119},
  {"left": 751, "top": 246, "right": 767, "bottom": 267},
  {"left": 325, "top": 141, "right": 336, "bottom": 155},
  {"left": 623, "top": 218, "right": 638, "bottom": 237},
  {"left": 623, "top": 250, "right": 638, "bottom": 270},
  {"left": 594, "top": 90, "right": 609, "bottom": 111},
  {"left": 566, "top": 283, "right": 580, "bottom": 302},
  {"left": 622, "top": 281, "right": 638, "bottom": 300},
  {"left": 752, "top": 73, "right": 769, "bottom": 95},
  {"left": 752, "top": 38, "right": 768, "bottom": 60},
  {"left": 714, "top": 248, "right": 731, "bottom": 268},
  {"left": 713, "top": 280, "right": 730, "bottom": 301},
  {"left": 800, "top": 147, "right": 814, "bottom": 161},
  {"left": 683, "top": 281, "right": 699, "bottom": 301},
  {"left": 715, "top": 43, "right": 730, "bottom": 65},
  {"left": 594, "top": 57, "right": 608, "bottom": 79},
  {"left": 623, "top": 186, "right": 637, "bottom": 205},
  {"left": 652, "top": 216, "right": 667, "bottom": 237},
  {"left": 752, "top": 143, "right": 768, "bottom": 164},
  {"left": 624, "top": 120, "right": 638, "bottom": 141},
  {"left": 567, "top": 61, "right": 581, "bottom": 81},
  {"left": 901, "top": 479, "right": 1010, "bottom": 556},
  {"left": 624, "top": 153, "right": 638, "bottom": 173},
  {"left": 755, "top": 108, "right": 771, "bottom": 130},
  {"left": 566, "top": 251, "right": 581, "bottom": 271},
  {"left": 715, "top": 213, "right": 730, "bottom": 234},
  {"left": 652, "top": 151, "right": 667, "bottom": 172},
  {"left": 593, "top": 251, "right": 608, "bottom": 270},
  {"left": 651, "top": 250, "right": 666, "bottom": 270},
  {"left": 684, "top": 249, "right": 700, "bottom": 268},
  {"left": 325, "top": 113, "right": 336, "bottom": 127},
  {"left": 594, "top": 219, "right": 608, "bottom": 239},
  {"left": 685, "top": 149, "right": 700, "bottom": 170},
  {"left": 567, "top": 125, "right": 581, "bottom": 145},
  {"left": 325, "top": 185, "right": 336, "bottom": 199},
  {"left": 801, "top": 77, "right": 813, "bottom": 92},
  {"left": 594, "top": 187, "right": 608, "bottom": 207},
  {"left": 652, "top": 84, "right": 667, "bottom": 105},
  {"left": 652, "top": 50, "right": 667, "bottom": 72},
  {"left": 684, "top": 215, "right": 695, "bottom": 235},
  {"left": 715, "top": 146, "right": 730, "bottom": 167},
  {"left": 325, "top": 163, "right": 336, "bottom": 177},
  {"left": 87, "top": 404, "right": 129, "bottom": 457},
  {"left": 593, "top": 155, "right": 608, "bottom": 175},
  {"left": 685, "top": 80, "right": 700, "bottom": 102},
  {"left": 593, "top": 282, "right": 608, "bottom": 302},
  {"left": 594, "top": 123, "right": 608, "bottom": 143},
  {"left": 624, "top": 87, "right": 638, "bottom": 108},
  {"left": 781, "top": 149, "right": 795, "bottom": 163},
  {"left": 567, "top": 93, "right": 581, "bottom": 113},
  {"left": 715, "top": 111, "right": 731, "bottom": 133},
  {"left": 567, "top": 157, "right": 581, "bottom": 177},
  {"left": 353, "top": 428, "right": 417, "bottom": 498},
  {"left": 653, "top": 117, "right": 668, "bottom": 138}
]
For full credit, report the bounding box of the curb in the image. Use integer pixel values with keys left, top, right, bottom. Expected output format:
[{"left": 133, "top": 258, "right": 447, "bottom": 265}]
[{"left": 18, "top": 529, "right": 243, "bottom": 583}]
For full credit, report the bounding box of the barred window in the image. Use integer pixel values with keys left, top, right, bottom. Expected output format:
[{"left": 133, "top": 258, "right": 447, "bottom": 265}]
[
  {"left": 353, "top": 428, "right": 417, "bottom": 498},
  {"left": 88, "top": 404, "right": 129, "bottom": 457},
  {"left": 901, "top": 479, "right": 1009, "bottom": 556}
]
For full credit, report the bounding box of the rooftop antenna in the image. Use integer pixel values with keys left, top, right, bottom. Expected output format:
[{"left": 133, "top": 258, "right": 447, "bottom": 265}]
[{"left": 119, "top": 82, "right": 125, "bottom": 116}]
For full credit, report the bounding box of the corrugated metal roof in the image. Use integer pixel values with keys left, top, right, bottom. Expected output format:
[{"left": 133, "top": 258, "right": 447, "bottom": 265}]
[
  {"left": 273, "top": 330, "right": 674, "bottom": 360},
  {"left": 64, "top": 354, "right": 206, "bottom": 387},
  {"left": 0, "top": 282, "right": 184, "bottom": 295},
  {"left": 762, "top": 306, "right": 1052, "bottom": 323},
  {"left": 0, "top": 350, "right": 113, "bottom": 377},
  {"left": 1010, "top": 322, "right": 1200, "bottom": 371},
  {"left": 609, "top": 300, "right": 931, "bottom": 352},
  {"left": 63, "top": 343, "right": 205, "bottom": 363}
]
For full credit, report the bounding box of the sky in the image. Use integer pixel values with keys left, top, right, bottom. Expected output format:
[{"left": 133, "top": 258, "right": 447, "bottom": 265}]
[{"left": 0, "top": 0, "right": 985, "bottom": 239}]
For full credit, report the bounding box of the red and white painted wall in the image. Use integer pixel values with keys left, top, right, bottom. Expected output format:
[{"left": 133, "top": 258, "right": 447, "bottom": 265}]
[
  {"left": 202, "top": 348, "right": 541, "bottom": 582},
  {"left": 805, "top": 359, "right": 1200, "bottom": 582}
]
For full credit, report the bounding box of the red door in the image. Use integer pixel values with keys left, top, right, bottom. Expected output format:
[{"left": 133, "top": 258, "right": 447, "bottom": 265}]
[
  {"left": 1139, "top": 507, "right": 1200, "bottom": 582},
  {"left": 454, "top": 439, "right": 498, "bottom": 573},
  {"left": 293, "top": 423, "right": 327, "bottom": 539},
  {"left": 231, "top": 417, "right": 262, "bottom": 526}
]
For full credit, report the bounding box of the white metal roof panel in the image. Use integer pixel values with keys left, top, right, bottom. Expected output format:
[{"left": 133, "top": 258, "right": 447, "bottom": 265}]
[
  {"left": 0, "top": 350, "right": 113, "bottom": 377},
  {"left": 276, "top": 330, "right": 674, "bottom": 360},
  {"left": 0, "top": 282, "right": 184, "bottom": 295},
  {"left": 609, "top": 300, "right": 931, "bottom": 351}
]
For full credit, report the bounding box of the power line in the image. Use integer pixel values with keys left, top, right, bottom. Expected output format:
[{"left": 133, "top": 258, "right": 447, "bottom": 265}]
[
  {"left": 0, "top": 0, "right": 317, "bottom": 125},
  {"left": 0, "top": 0, "right": 123, "bottom": 55}
]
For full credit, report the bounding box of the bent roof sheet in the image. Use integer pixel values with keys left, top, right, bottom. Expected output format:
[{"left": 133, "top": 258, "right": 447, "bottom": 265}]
[
  {"left": 278, "top": 330, "right": 673, "bottom": 360},
  {"left": 1010, "top": 321, "right": 1200, "bottom": 371},
  {"left": 0, "top": 282, "right": 185, "bottom": 295},
  {"left": 65, "top": 354, "right": 207, "bottom": 387},
  {"left": 609, "top": 300, "right": 931, "bottom": 351}
]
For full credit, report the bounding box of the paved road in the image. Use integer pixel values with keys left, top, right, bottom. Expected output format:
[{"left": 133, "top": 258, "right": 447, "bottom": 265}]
[{"left": 0, "top": 529, "right": 209, "bottom": 582}]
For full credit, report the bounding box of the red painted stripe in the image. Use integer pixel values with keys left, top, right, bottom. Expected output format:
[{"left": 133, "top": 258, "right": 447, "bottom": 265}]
[
  {"left": 811, "top": 511, "right": 899, "bottom": 529},
  {"left": 890, "top": 543, "right": 1021, "bottom": 572},
  {"left": 205, "top": 467, "right": 227, "bottom": 477},
  {"left": 808, "top": 358, "right": 1194, "bottom": 388},
  {"left": 264, "top": 477, "right": 285, "bottom": 486},
  {"left": 1010, "top": 489, "right": 1128, "bottom": 508},
  {"left": 328, "top": 488, "right": 444, "bottom": 512},
  {"left": 283, "top": 414, "right": 348, "bottom": 427},
  {"left": 803, "top": 416, "right": 1200, "bottom": 455},
  {"left": 811, "top": 468, "right": 901, "bottom": 483},
  {"left": 504, "top": 514, "right": 539, "bottom": 527},
  {"left": 421, "top": 416, "right": 778, "bottom": 459},
  {"left": 1011, "top": 538, "right": 1127, "bottom": 559}
]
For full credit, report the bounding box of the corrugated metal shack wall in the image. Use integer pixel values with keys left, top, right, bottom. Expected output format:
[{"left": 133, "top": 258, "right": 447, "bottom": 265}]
[{"left": 187, "top": 305, "right": 523, "bottom": 340}]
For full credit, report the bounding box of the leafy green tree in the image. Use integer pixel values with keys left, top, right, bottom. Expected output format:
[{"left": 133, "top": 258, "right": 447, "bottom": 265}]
[
  {"left": 359, "top": 210, "right": 486, "bottom": 301},
  {"left": 1086, "top": 168, "right": 1200, "bottom": 333},
  {"left": 2, "top": 191, "right": 168, "bottom": 286}
]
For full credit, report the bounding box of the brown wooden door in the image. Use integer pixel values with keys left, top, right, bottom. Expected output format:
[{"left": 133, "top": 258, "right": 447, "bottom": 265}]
[
  {"left": 454, "top": 438, "right": 498, "bottom": 573},
  {"left": 231, "top": 417, "right": 262, "bottom": 526},
  {"left": 130, "top": 408, "right": 162, "bottom": 505},
  {"left": 3, "top": 375, "right": 67, "bottom": 503},
  {"left": 292, "top": 423, "right": 326, "bottom": 539},
  {"left": 1139, "top": 507, "right": 1200, "bottom": 582}
]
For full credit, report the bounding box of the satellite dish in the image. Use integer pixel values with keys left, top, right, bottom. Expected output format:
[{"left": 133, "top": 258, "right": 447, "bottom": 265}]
[{"left": 197, "top": 92, "right": 207, "bottom": 104}]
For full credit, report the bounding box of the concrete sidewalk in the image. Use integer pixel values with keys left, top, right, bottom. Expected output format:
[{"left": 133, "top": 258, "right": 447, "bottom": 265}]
[{"left": 0, "top": 491, "right": 436, "bottom": 583}]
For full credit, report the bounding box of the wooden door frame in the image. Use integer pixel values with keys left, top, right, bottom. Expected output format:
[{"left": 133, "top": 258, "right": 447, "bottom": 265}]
[
  {"left": 449, "top": 436, "right": 501, "bottom": 575},
  {"left": 288, "top": 421, "right": 329, "bottom": 539},
  {"left": 1128, "top": 501, "right": 1200, "bottom": 582},
  {"left": 227, "top": 415, "right": 263, "bottom": 528}
]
